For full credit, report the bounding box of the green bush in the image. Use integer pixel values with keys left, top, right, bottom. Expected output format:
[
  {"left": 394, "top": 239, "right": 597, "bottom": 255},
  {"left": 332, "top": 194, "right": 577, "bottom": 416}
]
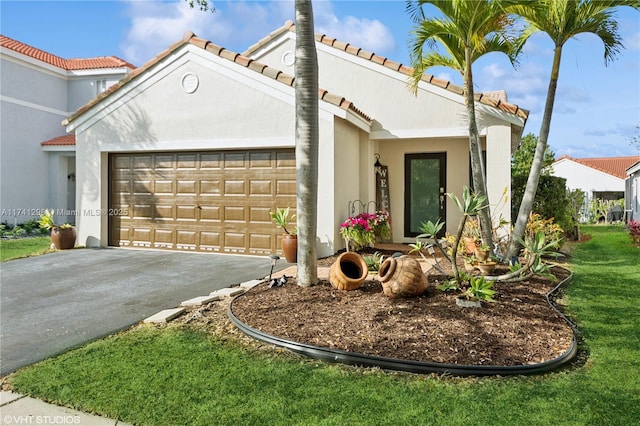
[{"left": 511, "top": 175, "right": 576, "bottom": 238}]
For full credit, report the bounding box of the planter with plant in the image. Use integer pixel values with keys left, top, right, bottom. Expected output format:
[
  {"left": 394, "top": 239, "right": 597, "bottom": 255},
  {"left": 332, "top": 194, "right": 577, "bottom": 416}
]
[
  {"left": 339, "top": 211, "right": 390, "bottom": 252},
  {"left": 455, "top": 276, "right": 495, "bottom": 308},
  {"left": 474, "top": 244, "right": 491, "bottom": 262},
  {"left": 38, "top": 209, "right": 76, "bottom": 250},
  {"left": 270, "top": 207, "right": 297, "bottom": 263}
]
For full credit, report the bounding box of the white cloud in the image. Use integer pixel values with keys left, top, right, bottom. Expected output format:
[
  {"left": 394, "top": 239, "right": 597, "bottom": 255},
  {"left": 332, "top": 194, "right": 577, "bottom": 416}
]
[
  {"left": 312, "top": 0, "right": 395, "bottom": 55},
  {"left": 119, "top": 0, "right": 396, "bottom": 65},
  {"left": 121, "top": 0, "right": 231, "bottom": 64}
]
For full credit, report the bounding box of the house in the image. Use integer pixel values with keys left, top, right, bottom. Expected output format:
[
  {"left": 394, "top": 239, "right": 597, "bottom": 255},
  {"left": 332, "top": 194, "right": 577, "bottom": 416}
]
[
  {"left": 0, "top": 35, "right": 134, "bottom": 226},
  {"left": 551, "top": 155, "right": 640, "bottom": 220},
  {"left": 63, "top": 21, "right": 528, "bottom": 257},
  {"left": 626, "top": 160, "right": 640, "bottom": 222}
]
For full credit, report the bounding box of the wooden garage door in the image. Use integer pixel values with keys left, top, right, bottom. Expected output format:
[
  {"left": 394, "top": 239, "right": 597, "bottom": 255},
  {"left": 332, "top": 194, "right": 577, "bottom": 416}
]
[{"left": 108, "top": 150, "right": 296, "bottom": 255}]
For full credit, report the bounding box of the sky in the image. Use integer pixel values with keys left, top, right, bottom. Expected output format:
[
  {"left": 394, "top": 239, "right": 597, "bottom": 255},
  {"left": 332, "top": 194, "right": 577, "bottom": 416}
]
[{"left": 2, "top": 0, "right": 639, "bottom": 158}]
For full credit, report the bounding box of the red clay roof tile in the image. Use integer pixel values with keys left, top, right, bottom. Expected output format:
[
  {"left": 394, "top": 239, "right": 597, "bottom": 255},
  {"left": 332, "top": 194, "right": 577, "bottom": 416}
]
[
  {"left": 40, "top": 134, "right": 75, "bottom": 146},
  {"left": 555, "top": 155, "right": 640, "bottom": 179},
  {"left": 63, "top": 31, "right": 373, "bottom": 127},
  {"left": 1, "top": 34, "right": 135, "bottom": 70},
  {"left": 242, "top": 21, "right": 528, "bottom": 121}
]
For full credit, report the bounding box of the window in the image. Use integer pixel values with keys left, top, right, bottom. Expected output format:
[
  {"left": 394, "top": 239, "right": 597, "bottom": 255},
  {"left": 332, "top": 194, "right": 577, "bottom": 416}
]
[{"left": 95, "top": 79, "right": 107, "bottom": 95}]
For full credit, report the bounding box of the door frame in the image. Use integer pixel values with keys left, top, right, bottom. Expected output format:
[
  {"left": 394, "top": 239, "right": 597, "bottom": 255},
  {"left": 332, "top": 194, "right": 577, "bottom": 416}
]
[{"left": 404, "top": 152, "right": 447, "bottom": 238}]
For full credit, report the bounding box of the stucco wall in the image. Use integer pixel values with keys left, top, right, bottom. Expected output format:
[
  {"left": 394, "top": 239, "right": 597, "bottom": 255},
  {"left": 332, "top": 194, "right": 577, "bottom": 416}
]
[
  {"left": 252, "top": 35, "right": 522, "bottom": 239},
  {"left": 552, "top": 160, "right": 624, "bottom": 194},
  {"left": 73, "top": 49, "right": 352, "bottom": 257},
  {"left": 0, "top": 57, "right": 68, "bottom": 224},
  {"left": 378, "top": 137, "right": 469, "bottom": 242}
]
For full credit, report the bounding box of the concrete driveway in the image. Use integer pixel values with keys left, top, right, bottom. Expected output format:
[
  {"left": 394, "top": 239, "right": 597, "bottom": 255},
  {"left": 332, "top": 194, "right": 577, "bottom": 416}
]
[{"left": 0, "top": 248, "right": 288, "bottom": 375}]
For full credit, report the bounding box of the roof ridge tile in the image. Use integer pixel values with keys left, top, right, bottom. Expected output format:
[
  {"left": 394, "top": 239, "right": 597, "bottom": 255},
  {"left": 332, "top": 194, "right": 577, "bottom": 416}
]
[{"left": 241, "top": 21, "right": 528, "bottom": 121}]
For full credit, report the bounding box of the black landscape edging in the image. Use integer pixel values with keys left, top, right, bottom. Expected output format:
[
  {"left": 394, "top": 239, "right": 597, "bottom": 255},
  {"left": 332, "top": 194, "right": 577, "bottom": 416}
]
[{"left": 228, "top": 268, "right": 578, "bottom": 377}]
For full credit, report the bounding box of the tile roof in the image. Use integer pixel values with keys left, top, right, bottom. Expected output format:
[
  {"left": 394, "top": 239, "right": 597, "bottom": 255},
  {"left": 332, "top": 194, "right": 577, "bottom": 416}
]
[
  {"left": 40, "top": 134, "right": 76, "bottom": 146},
  {"left": 64, "top": 31, "right": 372, "bottom": 126},
  {"left": 0, "top": 34, "right": 135, "bottom": 70},
  {"left": 243, "top": 21, "right": 528, "bottom": 121},
  {"left": 555, "top": 155, "right": 640, "bottom": 179}
]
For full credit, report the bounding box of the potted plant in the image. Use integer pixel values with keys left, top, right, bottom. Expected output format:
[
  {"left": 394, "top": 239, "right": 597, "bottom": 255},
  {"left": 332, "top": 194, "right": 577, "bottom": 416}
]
[
  {"left": 339, "top": 211, "right": 390, "bottom": 252},
  {"left": 38, "top": 209, "right": 76, "bottom": 250},
  {"left": 476, "top": 256, "right": 498, "bottom": 275},
  {"left": 474, "top": 244, "right": 491, "bottom": 262},
  {"left": 456, "top": 276, "right": 495, "bottom": 308},
  {"left": 270, "top": 207, "right": 297, "bottom": 263},
  {"left": 461, "top": 216, "right": 481, "bottom": 254}
]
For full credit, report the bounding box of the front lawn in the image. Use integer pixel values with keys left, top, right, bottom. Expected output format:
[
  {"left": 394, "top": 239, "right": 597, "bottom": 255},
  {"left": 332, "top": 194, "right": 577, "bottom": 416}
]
[
  {"left": 0, "top": 236, "right": 53, "bottom": 262},
  {"left": 6, "top": 225, "right": 640, "bottom": 425}
]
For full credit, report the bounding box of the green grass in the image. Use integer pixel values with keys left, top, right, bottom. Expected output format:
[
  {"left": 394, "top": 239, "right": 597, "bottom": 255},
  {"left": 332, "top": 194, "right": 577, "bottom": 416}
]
[
  {"left": 0, "top": 236, "right": 53, "bottom": 261},
  {"left": 8, "top": 225, "right": 640, "bottom": 425}
]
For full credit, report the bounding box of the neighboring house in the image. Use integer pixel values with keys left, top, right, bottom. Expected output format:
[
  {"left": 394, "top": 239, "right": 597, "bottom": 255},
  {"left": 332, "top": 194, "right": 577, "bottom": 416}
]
[
  {"left": 551, "top": 154, "right": 640, "bottom": 220},
  {"left": 63, "top": 22, "right": 528, "bottom": 257},
  {"left": 626, "top": 160, "right": 640, "bottom": 222},
  {"left": 0, "top": 35, "right": 134, "bottom": 226}
]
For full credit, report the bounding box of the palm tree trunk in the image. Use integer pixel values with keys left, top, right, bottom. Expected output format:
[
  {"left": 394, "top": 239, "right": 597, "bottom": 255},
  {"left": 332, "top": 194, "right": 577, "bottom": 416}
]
[
  {"left": 507, "top": 45, "right": 562, "bottom": 260},
  {"left": 294, "top": 0, "right": 318, "bottom": 287},
  {"left": 464, "top": 47, "right": 493, "bottom": 249}
]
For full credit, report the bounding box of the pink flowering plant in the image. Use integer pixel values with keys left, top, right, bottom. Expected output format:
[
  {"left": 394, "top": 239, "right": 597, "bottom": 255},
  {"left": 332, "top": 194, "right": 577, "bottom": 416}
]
[
  {"left": 340, "top": 211, "right": 391, "bottom": 251},
  {"left": 628, "top": 220, "right": 640, "bottom": 244}
]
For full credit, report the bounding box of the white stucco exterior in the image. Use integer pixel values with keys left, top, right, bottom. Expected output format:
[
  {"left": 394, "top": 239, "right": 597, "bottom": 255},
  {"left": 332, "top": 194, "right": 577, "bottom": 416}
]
[
  {"left": 0, "top": 40, "right": 130, "bottom": 225},
  {"left": 250, "top": 29, "right": 524, "bottom": 242},
  {"left": 626, "top": 161, "right": 640, "bottom": 221},
  {"left": 65, "top": 25, "right": 526, "bottom": 257}
]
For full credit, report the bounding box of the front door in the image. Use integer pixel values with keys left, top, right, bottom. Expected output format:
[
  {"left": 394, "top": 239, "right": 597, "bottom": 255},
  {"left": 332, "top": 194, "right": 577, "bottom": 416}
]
[{"left": 404, "top": 153, "right": 446, "bottom": 237}]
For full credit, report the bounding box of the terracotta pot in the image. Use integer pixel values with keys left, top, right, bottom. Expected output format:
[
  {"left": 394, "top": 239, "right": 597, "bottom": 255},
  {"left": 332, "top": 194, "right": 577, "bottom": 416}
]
[
  {"left": 329, "top": 252, "right": 368, "bottom": 291},
  {"left": 378, "top": 255, "right": 427, "bottom": 299},
  {"left": 51, "top": 226, "right": 76, "bottom": 250},
  {"left": 477, "top": 262, "right": 497, "bottom": 275},
  {"left": 463, "top": 237, "right": 479, "bottom": 255},
  {"left": 474, "top": 247, "right": 490, "bottom": 262},
  {"left": 464, "top": 260, "right": 476, "bottom": 273},
  {"left": 281, "top": 234, "right": 297, "bottom": 263}
]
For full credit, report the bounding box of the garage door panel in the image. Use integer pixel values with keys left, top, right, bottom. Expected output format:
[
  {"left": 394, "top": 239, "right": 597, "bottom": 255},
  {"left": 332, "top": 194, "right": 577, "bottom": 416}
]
[
  {"left": 154, "top": 155, "right": 174, "bottom": 169},
  {"left": 276, "top": 180, "right": 296, "bottom": 196},
  {"left": 177, "top": 180, "right": 197, "bottom": 195},
  {"left": 223, "top": 206, "right": 246, "bottom": 222},
  {"left": 249, "top": 206, "right": 272, "bottom": 223},
  {"left": 133, "top": 180, "right": 152, "bottom": 194},
  {"left": 249, "top": 151, "right": 274, "bottom": 168},
  {"left": 200, "top": 180, "right": 221, "bottom": 195},
  {"left": 132, "top": 204, "right": 153, "bottom": 219},
  {"left": 176, "top": 205, "right": 198, "bottom": 221},
  {"left": 109, "top": 149, "right": 295, "bottom": 254},
  {"left": 200, "top": 206, "right": 220, "bottom": 221},
  {"left": 154, "top": 204, "right": 174, "bottom": 219},
  {"left": 249, "top": 234, "right": 273, "bottom": 252},
  {"left": 176, "top": 154, "right": 197, "bottom": 169},
  {"left": 250, "top": 180, "right": 273, "bottom": 195},
  {"left": 224, "top": 153, "right": 247, "bottom": 169},
  {"left": 224, "top": 180, "right": 245, "bottom": 195},
  {"left": 133, "top": 156, "right": 153, "bottom": 170},
  {"left": 154, "top": 180, "right": 174, "bottom": 195},
  {"left": 200, "top": 153, "right": 222, "bottom": 170},
  {"left": 223, "top": 232, "right": 246, "bottom": 253}
]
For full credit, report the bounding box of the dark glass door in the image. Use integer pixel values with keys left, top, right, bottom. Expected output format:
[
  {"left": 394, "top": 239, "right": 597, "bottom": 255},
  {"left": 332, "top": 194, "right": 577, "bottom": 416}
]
[{"left": 404, "top": 153, "right": 446, "bottom": 237}]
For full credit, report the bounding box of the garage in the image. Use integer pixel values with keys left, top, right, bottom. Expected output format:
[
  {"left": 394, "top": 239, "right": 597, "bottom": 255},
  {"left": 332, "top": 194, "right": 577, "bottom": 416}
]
[{"left": 108, "top": 149, "right": 296, "bottom": 255}]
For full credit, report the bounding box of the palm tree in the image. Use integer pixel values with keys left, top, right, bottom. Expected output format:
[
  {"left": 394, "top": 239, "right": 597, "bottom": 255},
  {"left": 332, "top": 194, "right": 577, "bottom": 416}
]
[
  {"left": 186, "top": 0, "right": 319, "bottom": 286},
  {"left": 407, "top": 0, "right": 521, "bottom": 249},
  {"left": 506, "top": 0, "right": 639, "bottom": 259},
  {"left": 293, "top": 0, "right": 319, "bottom": 287}
]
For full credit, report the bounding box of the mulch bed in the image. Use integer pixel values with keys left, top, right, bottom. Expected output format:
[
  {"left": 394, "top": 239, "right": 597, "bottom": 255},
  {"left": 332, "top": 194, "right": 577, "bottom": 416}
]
[{"left": 229, "top": 248, "right": 575, "bottom": 367}]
